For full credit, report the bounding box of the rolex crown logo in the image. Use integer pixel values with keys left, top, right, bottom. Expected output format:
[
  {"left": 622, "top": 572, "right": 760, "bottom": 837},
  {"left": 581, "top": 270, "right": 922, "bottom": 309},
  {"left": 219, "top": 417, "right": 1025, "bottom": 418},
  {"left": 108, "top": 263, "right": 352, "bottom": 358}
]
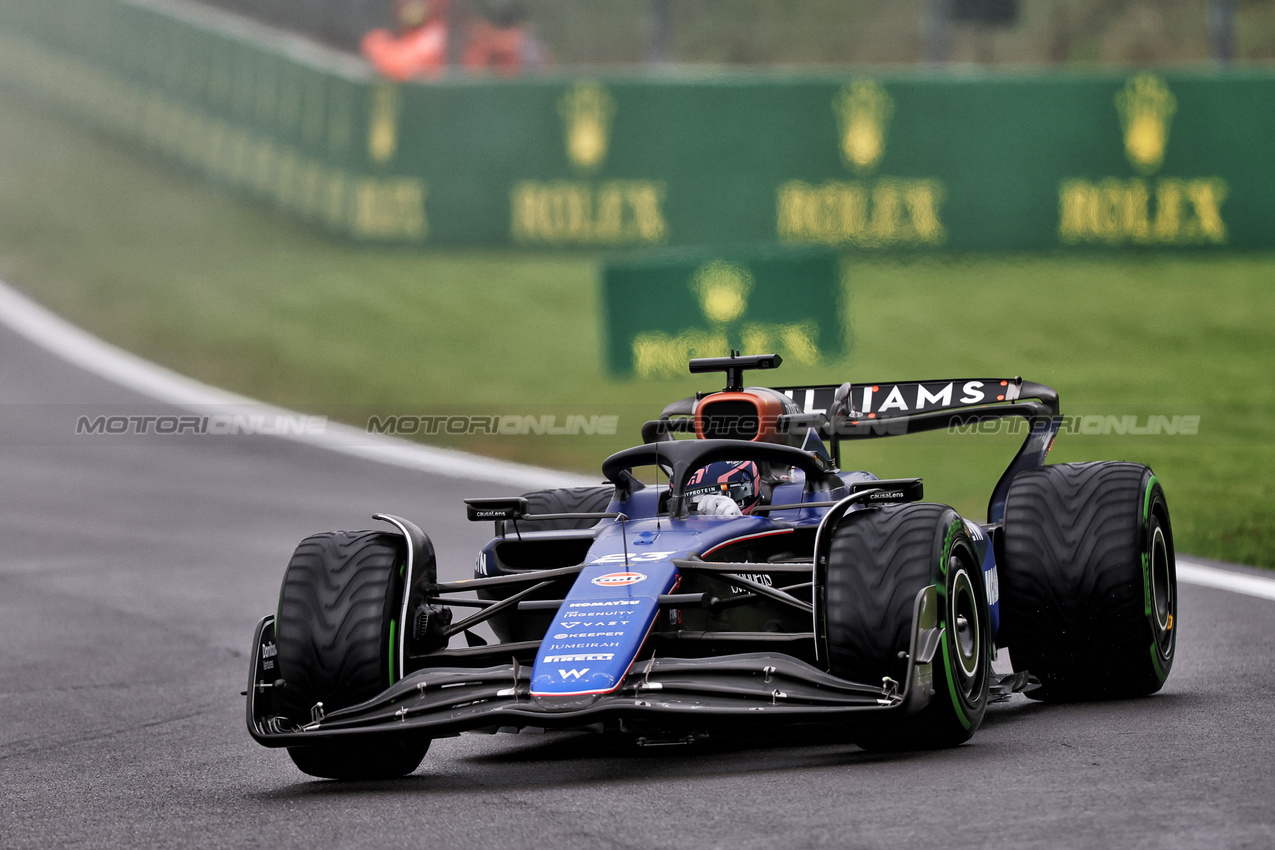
[
  {"left": 691, "top": 260, "right": 754, "bottom": 325},
  {"left": 1116, "top": 73, "right": 1176, "bottom": 175},
  {"left": 368, "top": 82, "right": 401, "bottom": 165},
  {"left": 835, "top": 80, "right": 894, "bottom": 173},
  {"left": 559, "top": 81, "right": 615, "bottom": 173}
]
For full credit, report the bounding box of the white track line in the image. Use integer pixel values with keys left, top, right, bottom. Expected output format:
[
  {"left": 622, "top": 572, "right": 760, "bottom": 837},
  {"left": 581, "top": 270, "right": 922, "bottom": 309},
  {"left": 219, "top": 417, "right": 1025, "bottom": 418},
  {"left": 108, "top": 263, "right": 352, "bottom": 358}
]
[
  {"left": 0, "top": 279, "right": 596, "bottom": 491},
  {"left": 3, "top": 279, "right": 1273, "bottom": 597},
  {"left": 1178, "top": 560, "right": 1275, "bottom": 602}
]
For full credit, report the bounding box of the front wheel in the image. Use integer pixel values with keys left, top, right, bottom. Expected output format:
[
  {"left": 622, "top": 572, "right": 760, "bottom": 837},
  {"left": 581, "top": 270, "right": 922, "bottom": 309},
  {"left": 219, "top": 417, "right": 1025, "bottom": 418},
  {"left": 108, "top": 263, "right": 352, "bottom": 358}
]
[
  {"left": 274, "top": 529, "right": 429, "bottom": 779},
  {"left": 820, "top": 503, "right": 990, "bottom": 750},
  {"left": 287, "top": 738, "right": 428, "bottom": 781}
]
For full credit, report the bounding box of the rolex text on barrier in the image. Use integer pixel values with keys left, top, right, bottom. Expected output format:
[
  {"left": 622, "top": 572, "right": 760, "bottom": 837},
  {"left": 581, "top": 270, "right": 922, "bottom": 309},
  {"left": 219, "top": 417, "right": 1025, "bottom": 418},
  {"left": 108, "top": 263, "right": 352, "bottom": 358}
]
[
  {"left": 601, "top": 249, "right": 846, "bottom": 378},
  {"left": 0, "top": 1, "right": 1271, "bottom": 249}
]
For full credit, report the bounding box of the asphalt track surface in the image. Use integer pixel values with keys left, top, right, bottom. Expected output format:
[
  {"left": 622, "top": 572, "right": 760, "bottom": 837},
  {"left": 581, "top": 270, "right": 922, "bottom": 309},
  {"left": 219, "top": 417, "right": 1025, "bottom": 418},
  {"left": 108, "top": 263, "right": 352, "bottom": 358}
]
[{"left": 2, "top": 300, "right": 1274, "bottom": 849}]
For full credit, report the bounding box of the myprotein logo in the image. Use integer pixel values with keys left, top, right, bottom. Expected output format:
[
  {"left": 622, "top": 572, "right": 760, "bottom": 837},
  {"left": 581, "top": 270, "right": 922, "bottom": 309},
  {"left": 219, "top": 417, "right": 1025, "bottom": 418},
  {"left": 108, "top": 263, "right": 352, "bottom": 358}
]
[{"left": 590, "top": 572, "right": 647, "bottom": 587}]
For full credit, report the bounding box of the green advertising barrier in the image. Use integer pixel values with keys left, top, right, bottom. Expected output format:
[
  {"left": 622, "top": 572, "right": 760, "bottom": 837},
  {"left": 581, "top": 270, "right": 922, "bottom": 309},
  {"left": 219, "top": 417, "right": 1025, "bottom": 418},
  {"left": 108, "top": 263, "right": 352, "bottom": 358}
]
[
  {"left": 0, "top": 0, "right": 425, "bottom": 242},
  {"left": 601, "top": 248, "right": 846, "bottom": 377},
  {"left": 1, "top": 0, "right": 1273, "bottom": 250}
]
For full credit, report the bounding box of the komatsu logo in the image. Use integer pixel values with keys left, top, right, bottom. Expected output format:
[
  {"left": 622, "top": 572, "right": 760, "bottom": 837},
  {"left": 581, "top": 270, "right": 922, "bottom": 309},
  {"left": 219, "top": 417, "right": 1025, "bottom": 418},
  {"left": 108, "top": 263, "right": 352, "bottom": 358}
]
[{"left": 568, "top": 599, "right": 641, "bottom": 609}]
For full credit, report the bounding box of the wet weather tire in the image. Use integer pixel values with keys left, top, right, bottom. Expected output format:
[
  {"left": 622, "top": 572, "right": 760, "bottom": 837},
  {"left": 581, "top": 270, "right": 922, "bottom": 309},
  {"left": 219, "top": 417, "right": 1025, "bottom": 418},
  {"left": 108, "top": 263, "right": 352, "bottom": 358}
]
[
  {"left": 821, "top": 503, "right": 990, "bottom": 750},
  {"left": 287, "top": 739, "right": 427, "bottom": 782},
  {"left": 274, "top": 530, "right": 429, "bottom": 779},
  {"left": 1000, "top": 462, "right": 1176, "bottom": 701},
  {"left": 484, "top": 486, "right": 615, "bottom": 643}
]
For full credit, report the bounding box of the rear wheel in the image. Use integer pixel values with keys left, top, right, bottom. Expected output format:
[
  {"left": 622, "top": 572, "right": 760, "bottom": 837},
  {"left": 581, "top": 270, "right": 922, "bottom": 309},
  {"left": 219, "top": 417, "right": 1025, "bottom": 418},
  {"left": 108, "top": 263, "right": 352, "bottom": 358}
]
[
  {"left": 1000, "top": 462, "right": 1176, "bottom": 700},
  {"left": 486, "top": 486, "right": 616, "bottom": 643},
  {"left": 821, "top": 503, "right": 990, "bottom": 750},
  {"left": 497, "top": 485, "right": 615, "bottom": 533},
  {"left": 274, "top": 530, "right": 429, "bottom": 779}
]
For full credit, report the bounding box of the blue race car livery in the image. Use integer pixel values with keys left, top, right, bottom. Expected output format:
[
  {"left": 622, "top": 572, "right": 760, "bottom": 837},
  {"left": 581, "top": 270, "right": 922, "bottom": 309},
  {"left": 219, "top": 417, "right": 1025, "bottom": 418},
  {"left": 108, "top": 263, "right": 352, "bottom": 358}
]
[{"left": 247, "top": 353, "right": 1177, "bottom": 780}]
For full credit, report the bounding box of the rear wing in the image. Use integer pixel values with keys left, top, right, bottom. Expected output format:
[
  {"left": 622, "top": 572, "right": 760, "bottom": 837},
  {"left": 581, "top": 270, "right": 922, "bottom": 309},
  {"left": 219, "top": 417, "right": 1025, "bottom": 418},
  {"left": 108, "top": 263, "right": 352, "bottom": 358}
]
[
  {"left": 774, "top": 378, "right": 1061, "bottom": 525},
  {"left": 776, "top": 378, "right": 1059, "bottom": 421},
  {"left": 647, "top": 356, "right": 1064, "bottom": 523}
]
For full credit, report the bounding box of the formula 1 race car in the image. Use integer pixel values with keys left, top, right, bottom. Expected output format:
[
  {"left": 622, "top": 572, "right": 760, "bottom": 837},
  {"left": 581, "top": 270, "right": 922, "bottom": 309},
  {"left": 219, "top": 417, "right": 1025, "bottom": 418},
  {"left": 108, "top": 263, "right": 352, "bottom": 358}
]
[{"left": 246, "top": 353, "right": 1177, "bottom": 780}]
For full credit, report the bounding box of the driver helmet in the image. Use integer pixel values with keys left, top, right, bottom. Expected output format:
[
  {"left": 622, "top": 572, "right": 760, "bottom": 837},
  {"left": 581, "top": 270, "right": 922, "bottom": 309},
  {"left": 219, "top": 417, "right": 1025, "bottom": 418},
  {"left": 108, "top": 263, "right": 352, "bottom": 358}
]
[{"left": 685, "top": 460, "right": 761, "bottom": 514}]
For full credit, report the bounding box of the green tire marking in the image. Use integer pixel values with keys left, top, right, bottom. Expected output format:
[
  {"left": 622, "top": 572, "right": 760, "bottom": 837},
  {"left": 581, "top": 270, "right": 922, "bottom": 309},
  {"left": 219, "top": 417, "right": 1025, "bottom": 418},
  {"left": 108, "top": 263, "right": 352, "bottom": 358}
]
[
  {"left": 939, "top": 520, "right": 961, "bottom": 577},
  {"left": 937, "top": 518, "right": 972, "bottom": 730},
  {"left": 1140, "top": 476, "right": 1159, "bottom": 617},
  {"left": 388, "top": 619, "right": 398, "bottom": 685},
  {"left": 1142, "top": 474, "right": 1170, "bottom": 679},
  {"left": 1141, "top": 554, "right": 1153, "bottom": 616},
  {"left": 940, "top": 634, "right": 972, "bottom": 730},
  {"left": 1142, "top": 476, "right": 1159, "bottom": 612}
]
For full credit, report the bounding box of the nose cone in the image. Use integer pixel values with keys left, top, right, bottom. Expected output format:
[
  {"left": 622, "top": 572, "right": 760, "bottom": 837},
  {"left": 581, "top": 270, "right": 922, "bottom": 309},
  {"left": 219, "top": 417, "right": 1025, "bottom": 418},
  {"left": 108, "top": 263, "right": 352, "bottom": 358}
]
[{"left": 530, "top": 561, "right": 679, "bottom": 698}]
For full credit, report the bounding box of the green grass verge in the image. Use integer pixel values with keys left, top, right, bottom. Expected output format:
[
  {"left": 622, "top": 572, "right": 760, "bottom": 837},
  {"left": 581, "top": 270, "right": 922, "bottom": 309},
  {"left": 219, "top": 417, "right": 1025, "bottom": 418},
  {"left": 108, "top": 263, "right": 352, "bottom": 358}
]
[{"left": 1, "top": 90, "right": 1272, "bottom": 566}]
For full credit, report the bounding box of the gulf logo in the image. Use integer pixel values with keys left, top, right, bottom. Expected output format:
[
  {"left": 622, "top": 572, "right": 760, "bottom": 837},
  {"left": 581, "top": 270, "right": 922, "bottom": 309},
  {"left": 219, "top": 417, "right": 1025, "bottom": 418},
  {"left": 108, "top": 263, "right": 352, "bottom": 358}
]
[{"left": 590, "top": 571, "right": 648, "bottom": 587}]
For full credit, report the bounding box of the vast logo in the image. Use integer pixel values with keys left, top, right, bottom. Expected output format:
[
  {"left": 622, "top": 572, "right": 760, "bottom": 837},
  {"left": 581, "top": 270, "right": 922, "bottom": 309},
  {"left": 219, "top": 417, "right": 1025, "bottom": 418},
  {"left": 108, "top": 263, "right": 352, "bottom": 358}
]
[
  {"left": 777, "top": 78, "right": 946, "bottom": 248},
  {"left": 590, "top": 571, "right": 648, "bottom": 587},
  {"left": 1059, "top": 73, "right": 1227, "bottom": 246},
  {"left": 511, "top": 80, "right": 667, "bottom": 246}
]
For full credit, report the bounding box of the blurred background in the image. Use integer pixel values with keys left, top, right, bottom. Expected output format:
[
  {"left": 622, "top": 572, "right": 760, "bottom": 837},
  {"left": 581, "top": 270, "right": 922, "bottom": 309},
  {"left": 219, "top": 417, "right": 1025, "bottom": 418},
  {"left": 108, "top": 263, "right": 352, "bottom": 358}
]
[
  {"left": 0, "top": 0, "right": 1271, "bottom": 567},
  {"left": 187, "top": 0, "right": 1275, "bottom": 67}
]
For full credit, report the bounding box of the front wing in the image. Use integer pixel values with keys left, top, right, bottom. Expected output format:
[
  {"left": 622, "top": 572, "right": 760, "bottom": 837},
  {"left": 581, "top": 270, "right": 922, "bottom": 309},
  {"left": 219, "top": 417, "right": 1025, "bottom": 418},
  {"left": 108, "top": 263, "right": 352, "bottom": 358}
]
[{"left": 246, "top": 587, "right": 942, "bottom": 746}]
